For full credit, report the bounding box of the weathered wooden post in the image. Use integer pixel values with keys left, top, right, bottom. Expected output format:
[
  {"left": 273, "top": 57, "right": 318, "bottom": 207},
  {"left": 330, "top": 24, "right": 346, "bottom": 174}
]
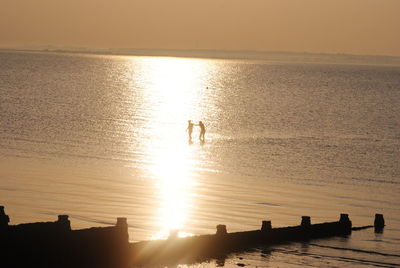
[
  {"left": 116, "top": 217, "right": 129, "bottom": 242},
  {"left": 339, "top": 213, "right": 352, "bottom": 234},
  {"left": 0, "top": 206, "right": 10, "bottom": 227},
  {"left": 216, "top": 224, "right": 227, "bottom": 235},
  {"left": 57, "top": 215, "right": 71, "bottom": 230},
  {"left": 117, "top": 217, "right": 127, "bottom": 228},
  {"left": 374, "top": 214, "right": 385, "bottom": 232},
  {"left": 339, "top": 213, "right": 349, "bottom": 222},
  {"left": 301, "top": 216, "right": 311, "bottom": 227},
  {"left": 261, "top": 220, "right": 272, "bottom": 231}
]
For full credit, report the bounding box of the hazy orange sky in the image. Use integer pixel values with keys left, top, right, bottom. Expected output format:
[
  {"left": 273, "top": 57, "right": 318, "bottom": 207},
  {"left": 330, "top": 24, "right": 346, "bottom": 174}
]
[{"left": 1, "top": 0, "right": 399, "bottom": 56}]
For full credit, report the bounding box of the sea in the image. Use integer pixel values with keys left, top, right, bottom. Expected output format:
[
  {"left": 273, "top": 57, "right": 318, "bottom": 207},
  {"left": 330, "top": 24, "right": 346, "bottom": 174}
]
[{"left": 1, "top": 50, "right": 399, "bottom": 267}]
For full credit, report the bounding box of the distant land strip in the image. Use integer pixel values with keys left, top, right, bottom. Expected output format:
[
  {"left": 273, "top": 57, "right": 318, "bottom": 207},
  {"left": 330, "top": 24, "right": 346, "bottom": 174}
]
[{"left": 1, "top": 47, "right": 400, "bottom": 66}]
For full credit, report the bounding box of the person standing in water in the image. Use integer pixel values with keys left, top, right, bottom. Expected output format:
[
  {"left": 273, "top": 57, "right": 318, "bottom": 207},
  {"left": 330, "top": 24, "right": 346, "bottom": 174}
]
[
  {"left": 198, "top": 121, "right": 206, "bottom": 142},
  {"left": 187, "top": 120, "right": 194, "bottom": 141}
]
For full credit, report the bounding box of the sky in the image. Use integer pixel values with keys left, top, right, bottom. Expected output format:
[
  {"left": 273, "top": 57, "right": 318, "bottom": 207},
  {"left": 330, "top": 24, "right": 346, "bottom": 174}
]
[{"left": 1, "top": 0, "right": 399, "bottom": 56}]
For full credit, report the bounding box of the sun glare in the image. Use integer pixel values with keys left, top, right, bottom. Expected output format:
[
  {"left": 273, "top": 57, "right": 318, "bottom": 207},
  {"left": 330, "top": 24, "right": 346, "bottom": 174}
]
[
  {"left": 129, "top": 57, "right": 210, "bottom": 239},
  {"left": 150, "top": 145, "right": 195, "bottom": 239}
]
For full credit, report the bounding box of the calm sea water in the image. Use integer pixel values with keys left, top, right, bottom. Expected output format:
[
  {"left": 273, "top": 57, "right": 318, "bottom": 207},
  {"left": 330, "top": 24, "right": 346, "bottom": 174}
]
[{"left": 1, "top": 51, "right": 399, "bottom": 267}]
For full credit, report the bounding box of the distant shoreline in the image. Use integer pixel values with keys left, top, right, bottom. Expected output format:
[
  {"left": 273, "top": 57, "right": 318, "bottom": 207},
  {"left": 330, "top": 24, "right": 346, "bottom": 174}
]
[{"left": 1, "top": 47, "right": 400, "bottom": 66}]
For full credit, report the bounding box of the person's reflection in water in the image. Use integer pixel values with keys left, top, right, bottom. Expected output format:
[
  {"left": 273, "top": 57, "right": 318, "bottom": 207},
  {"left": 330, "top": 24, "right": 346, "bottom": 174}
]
[
  {"left": 186, "top": 120, "right": 194, "bottom": 142},
  {"left": 198, "top": 121, "right": 206, "bottom": 142}
]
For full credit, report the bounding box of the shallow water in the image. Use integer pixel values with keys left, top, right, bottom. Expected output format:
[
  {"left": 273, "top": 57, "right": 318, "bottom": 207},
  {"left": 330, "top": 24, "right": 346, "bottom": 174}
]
[{"left": 0, "top": 51, "right": 399, "bottom": 267}]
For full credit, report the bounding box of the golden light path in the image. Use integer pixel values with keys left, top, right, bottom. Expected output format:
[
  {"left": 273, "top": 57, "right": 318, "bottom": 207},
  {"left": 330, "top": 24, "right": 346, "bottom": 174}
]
[{"left": 132, "top": 57, "right": 211, "bottom": 239}]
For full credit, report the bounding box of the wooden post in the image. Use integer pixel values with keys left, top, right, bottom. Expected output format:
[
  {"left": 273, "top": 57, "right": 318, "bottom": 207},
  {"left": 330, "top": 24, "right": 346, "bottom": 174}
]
[
  {"left": 116, "top": 217, "right": 127, "bottom": 228},
  {"left": 216, "top": 224, "right": 227, "bottom": 235},
  {"left": 116, "top": 217, "right": 129, "bottom": 242},
  {"left": 0, "top": 206, "right": 10, "bottom": 227},
  {"left": 57, "top": 215, "right": 71, "bottom": 230},
  {"left": 339, "top": 214, "right": 349, "bottom": 223},
  {"left": 339, "top": 213, "right": 352, "bottom": 234},
  {"left": 261, "top": 220, "right": 272, "bottom": 231},
  {"left": 301, "top": 216, "right": 311, "bottom": 227},
  {"left": 374, "top": 214, "right": 385, "bottom": 230}
]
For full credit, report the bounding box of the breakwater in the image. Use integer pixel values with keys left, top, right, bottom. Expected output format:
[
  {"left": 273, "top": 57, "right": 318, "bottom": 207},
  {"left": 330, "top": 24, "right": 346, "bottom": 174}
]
[{"left": 0, "top": 206, "right": 385, "bottom": 267}]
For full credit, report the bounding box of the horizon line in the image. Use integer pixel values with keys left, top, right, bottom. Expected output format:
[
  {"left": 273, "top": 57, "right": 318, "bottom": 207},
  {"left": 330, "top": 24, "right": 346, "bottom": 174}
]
[{"left": 1, "top": 46, "right": 400, "bottom": 65}]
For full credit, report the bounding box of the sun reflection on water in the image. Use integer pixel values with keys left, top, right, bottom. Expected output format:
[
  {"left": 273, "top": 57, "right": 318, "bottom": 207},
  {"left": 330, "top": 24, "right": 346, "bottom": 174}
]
[
  {"left": 150, "top": 144, "right": 197, "bottom": 239},
  {"left": 133, "top": 57, "right": 211, "bottom": 239}
]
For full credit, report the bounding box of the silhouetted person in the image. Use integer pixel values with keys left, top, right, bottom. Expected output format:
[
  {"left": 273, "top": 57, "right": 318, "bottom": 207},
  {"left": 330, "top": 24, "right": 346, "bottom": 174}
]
[
  {"left": 186, "top": 120, "right": 194, "bottom": 141},
  {"left": 198, "top": 121, "right": 206, "bottom": 142}
]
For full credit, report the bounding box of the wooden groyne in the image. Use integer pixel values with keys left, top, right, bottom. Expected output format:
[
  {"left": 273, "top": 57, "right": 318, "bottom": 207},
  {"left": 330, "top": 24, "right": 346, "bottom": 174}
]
[
  {"left": 0, "top": 206, "right": 385, "bottom": 267},
  {"left": 130, "top": 214, "right": 355, "bottom": 265},
  {"left": 0, "top": 206, "right": 129, "bottom": 268}
]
